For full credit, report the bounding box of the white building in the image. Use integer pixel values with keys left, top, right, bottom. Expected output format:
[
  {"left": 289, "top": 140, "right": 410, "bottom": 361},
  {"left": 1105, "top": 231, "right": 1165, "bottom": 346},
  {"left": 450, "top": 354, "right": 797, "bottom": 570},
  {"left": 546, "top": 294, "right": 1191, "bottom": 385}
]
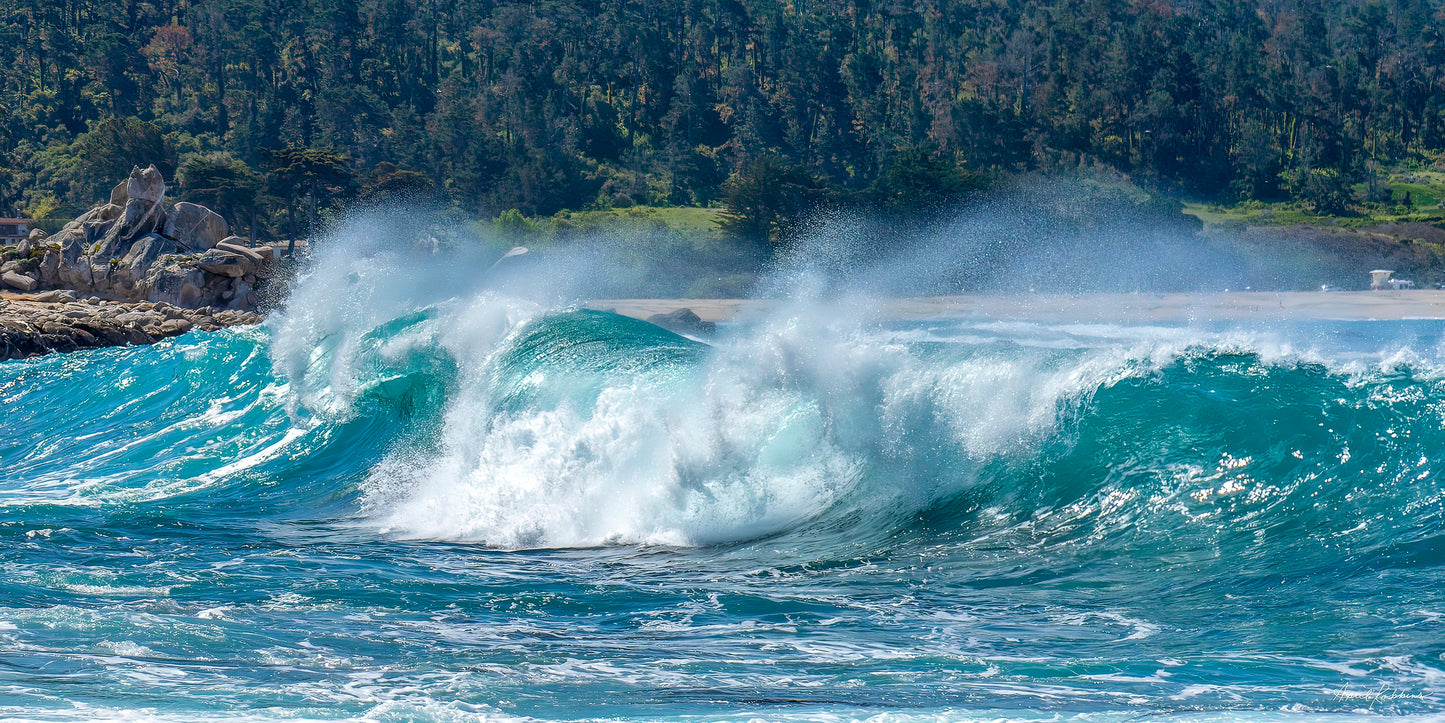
[
  {"left": 0, "top": 218, "right": 31, "bottom": 245},
  {"left": 1370, "top": 269, "right": 1414, "bottom": 290}
]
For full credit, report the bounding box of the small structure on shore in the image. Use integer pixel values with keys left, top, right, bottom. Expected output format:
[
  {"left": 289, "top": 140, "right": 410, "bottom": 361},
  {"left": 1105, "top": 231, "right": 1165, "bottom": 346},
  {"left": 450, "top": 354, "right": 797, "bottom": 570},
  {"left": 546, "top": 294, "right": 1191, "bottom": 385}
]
[
  {"left": 0, "top": 218, "right": 33, "bottom": 244},
  {"left": 1370, "top": 269, "right": 1415, "bottom": 290}
]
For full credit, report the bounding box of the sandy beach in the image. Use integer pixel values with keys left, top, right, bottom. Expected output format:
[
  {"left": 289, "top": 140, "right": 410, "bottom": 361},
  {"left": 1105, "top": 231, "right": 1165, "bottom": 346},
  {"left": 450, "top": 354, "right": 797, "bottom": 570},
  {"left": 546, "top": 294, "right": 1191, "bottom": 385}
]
[{"left": 588, "top": 290, "right": 1445, "bottom": 324}]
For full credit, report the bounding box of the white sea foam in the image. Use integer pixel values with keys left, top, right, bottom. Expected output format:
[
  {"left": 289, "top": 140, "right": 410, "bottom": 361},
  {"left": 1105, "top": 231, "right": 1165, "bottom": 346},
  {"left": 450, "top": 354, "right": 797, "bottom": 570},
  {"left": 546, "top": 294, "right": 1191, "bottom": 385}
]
[
  {"left": 0, "top": 709, "right": 1432, "bottom": 723},
  {"left": 335, "top": 287, "right": 1178, "bottom": 548},
  {"left": 260, "top": 215, "right": 1445, "bottom": 550}
]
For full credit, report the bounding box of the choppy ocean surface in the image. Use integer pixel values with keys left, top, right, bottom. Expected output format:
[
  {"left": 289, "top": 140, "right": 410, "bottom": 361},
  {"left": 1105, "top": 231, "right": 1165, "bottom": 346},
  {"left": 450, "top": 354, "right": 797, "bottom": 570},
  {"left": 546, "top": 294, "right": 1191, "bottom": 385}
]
[{"left": 3, "top": 242, "right": 1445, "bottom": 721}]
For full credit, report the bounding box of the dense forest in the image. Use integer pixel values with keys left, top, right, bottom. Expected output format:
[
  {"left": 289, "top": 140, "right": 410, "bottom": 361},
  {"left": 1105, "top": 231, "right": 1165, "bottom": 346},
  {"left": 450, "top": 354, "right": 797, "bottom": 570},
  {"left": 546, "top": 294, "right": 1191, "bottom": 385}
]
[{"left": 2, "top": 0, "right": 1444, "bottom": 237}]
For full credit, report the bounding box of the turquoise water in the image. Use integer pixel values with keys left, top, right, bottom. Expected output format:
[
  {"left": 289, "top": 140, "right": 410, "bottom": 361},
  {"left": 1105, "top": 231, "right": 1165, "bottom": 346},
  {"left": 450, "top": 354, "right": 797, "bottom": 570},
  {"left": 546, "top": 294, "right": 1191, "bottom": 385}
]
[{"left": 3, "top": 280, "right": 1445, "bottom": 721}]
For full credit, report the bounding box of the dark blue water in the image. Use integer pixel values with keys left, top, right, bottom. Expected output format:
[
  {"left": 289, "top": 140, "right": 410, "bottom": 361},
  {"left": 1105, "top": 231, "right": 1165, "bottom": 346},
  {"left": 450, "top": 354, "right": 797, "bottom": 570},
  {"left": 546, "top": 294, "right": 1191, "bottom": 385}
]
[{"left": 3, "top": 293, "right": 1444, "bottom": 721}]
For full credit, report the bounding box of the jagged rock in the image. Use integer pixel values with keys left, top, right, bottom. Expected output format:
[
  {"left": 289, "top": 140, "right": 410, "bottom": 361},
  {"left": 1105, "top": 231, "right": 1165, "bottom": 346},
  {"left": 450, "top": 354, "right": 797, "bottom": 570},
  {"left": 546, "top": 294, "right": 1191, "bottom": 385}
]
[
  {"left": 195, "top": 248, "right": 257, "bottom": 278},
  {"left": 32, "top": 289, "right": 77, "bottom": 303},
  {"left": 647, "top": 307, "right": 716, "bottom": 335},
  {"left": 49, "top": 228, "right": 83, "bottom": 253},
  {"left": 65, "top": 204, "right": 123, "bottom": 232},
  {"left": 16, "top": 237, "right": 32, "bottom": 257},
  {"left": 38, "top": 333, "right": 78, "bottom": 353},
  {"left": 38, "top": 250, "right": 60, "bottom": 287},
  {"left": 68, "top": 327, "right": 98, "bottom": 346},
  {"left": 145, "top": 260, "right": 207, "bottom": 307},
  {"left": 119, "top": 234, "right": 180, "bottom": 274},
  {"left": 121, "top": 326, "right": 153, "bottom": 345},
  {"left": 108, "top": 233, "right": 180, "bottom": 295},
  {"left": 84, "top": 323, "right": 130, "bottom": 346},
  {"left": 163, "top": 202, "right": 228, "bottom": 251},
  {"left": 112, "top": 309, "right": 156, "bottom": 326},
  {"left": 216, "top": 240, "right": 265, "bottom": 264},
  {"left": 110, "top": 180, "right": 128, "bottom": 206},
  {"left": 117, "top": 165, "right": 167, "bottom": 242},
  {"left": 226, "top": 277, "right": 254, "bottom": 305},
  {"left": 2, "top": 271, "right": 37, "bottom": 292},
  {"left": 26, "top": 227, "right": 47, "bottom": 243},
  {"left": 127, "top": 165, "right": 166, "bottom": 204},
  {"left": 159, "top": 318, "right": 193, "bottom": 335},
  {"left": 123, "top": 192, "right": 164, "bottom": 234},
  {"left": 2, "top": 284, "right": 261, "bottom": 358},
  {"left": 34, "top": 168, "right": 267, "bottom": 313},
  {"left": 54, "top": 254, "right": 95, "bottom": 291}
]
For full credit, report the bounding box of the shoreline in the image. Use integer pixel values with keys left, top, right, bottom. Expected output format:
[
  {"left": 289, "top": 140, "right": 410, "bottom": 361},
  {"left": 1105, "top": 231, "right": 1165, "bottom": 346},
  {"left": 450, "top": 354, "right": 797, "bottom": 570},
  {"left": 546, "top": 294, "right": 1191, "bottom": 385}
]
[
  {"left": 0, "top": 291, "right": 263, "bottom": 362},
  {"left": 588, "top": 290, "right": 1445, "bottom": 324},
  {"left": 6, "top": 289, "right": 1443, "bottom": 364}
]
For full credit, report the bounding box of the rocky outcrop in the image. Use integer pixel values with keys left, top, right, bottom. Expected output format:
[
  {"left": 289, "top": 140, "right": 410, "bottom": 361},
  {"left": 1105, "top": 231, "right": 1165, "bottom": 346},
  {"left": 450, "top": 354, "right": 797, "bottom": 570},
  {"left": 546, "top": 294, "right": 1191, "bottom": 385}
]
[
  {"left": 0, "top": 292, "right": 263, "bottom": 362},
  {"left": 17, "top": 228, "right": 43, "bottom": 257},
  {"left": 164, "top": 202, "right": 229, "bottom": 251},
  {"left": 7, "top": 165, "right": 273, "bottom": 311},
  {"left": 2, "top": 271, "right": 37, "bottom": 292},
  {"left": 646, "top": 307, "right": 717, "bottom": 335}
]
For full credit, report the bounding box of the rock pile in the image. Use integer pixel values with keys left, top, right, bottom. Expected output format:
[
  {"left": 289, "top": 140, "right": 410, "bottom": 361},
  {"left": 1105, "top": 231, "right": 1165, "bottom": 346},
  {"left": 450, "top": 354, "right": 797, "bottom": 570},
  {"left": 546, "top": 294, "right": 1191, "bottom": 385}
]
[
  {"left": 646, "top": 307, "right": 717, "bottom": 335},
  {"left": 0, "top": 165, "right": 277, "bottom": 310},
  {"left": 0, "top": 292, "right": 263, "bottom": 361}
]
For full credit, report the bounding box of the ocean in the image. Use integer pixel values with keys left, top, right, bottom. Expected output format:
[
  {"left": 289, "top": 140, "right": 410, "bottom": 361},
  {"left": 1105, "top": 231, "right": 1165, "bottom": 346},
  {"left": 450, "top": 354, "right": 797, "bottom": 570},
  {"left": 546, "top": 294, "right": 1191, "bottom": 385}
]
[{"left": 2, "top": 240, "right": 1444, "bottom": 721}]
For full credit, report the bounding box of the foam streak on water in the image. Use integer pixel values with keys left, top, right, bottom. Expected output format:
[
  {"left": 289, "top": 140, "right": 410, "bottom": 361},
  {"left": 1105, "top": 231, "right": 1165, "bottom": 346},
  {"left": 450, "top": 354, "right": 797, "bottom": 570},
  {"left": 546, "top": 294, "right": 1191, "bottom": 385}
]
[{"left": 2, "top": 231, "right": 1445, "bottom": 721}]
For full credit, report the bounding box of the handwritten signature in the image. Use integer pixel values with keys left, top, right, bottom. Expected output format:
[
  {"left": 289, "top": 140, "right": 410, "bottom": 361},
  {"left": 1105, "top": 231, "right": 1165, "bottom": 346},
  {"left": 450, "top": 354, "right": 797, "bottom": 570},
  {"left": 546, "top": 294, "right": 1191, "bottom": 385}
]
[{"left": 1333, "top": 683, "right": 1429, "bottom": 707}]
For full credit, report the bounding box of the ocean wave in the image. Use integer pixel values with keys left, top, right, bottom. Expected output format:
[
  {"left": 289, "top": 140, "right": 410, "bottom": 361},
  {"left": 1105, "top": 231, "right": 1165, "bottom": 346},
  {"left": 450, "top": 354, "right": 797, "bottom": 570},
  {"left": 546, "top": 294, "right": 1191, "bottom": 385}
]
[
  {"left": 259, "top": 252, "right": 1445, "bottom": 553},
  {"left": 6, "top": 228, "right": 1445, "bottom": 561}
]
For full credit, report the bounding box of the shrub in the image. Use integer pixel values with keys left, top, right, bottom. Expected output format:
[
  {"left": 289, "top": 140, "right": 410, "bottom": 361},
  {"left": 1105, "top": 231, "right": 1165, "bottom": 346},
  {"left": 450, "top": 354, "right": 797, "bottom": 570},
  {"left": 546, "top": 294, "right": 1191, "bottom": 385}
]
[{"left": 719, "top": 155, "right": 831, "bottom": 248}]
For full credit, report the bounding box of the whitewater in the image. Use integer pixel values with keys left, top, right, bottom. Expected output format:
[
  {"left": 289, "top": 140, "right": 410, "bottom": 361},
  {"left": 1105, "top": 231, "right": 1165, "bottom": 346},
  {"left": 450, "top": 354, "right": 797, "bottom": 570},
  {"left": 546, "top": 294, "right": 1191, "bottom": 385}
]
[{"left": 2, "top": 215, "right": 1444, "bottom": 721}]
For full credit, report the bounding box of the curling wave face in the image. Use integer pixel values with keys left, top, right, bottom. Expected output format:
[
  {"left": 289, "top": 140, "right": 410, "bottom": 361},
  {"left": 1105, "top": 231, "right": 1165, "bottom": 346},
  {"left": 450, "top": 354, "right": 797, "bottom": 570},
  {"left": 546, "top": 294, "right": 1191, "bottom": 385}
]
[{"left": 2, "top": 231, "right": 1444, "bottom": 720}]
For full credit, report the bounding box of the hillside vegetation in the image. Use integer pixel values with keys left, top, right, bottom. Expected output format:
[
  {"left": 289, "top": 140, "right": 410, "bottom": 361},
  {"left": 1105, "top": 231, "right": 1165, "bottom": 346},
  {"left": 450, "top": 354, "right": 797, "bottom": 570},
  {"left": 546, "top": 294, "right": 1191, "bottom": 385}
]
[{"left": 2, "top": 0, "right": 1445, "bottom": 245}]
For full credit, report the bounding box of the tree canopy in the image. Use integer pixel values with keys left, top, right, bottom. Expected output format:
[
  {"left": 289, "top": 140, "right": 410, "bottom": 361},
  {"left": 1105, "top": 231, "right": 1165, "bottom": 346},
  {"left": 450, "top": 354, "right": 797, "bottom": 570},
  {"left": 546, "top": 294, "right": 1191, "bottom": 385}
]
[
  {"left": 177, "top": 151, "right": 263, "bottom": 232},
  {"left": 1, "top": 0, "right": 1443, "bottom": 225}
]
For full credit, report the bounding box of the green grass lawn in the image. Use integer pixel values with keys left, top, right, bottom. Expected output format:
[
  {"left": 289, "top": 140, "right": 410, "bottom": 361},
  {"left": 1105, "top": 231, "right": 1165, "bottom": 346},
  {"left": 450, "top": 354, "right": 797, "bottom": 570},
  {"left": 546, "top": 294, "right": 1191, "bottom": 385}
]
[
  {"left": 1184, "top": 170, "right": 1445, "bottom": 229},
  {"left": 548, "top": 206, "right": 725, "bottom": 238},
  {"left": 1391, "top": 181, "right": 1444, "bottom": 208}
]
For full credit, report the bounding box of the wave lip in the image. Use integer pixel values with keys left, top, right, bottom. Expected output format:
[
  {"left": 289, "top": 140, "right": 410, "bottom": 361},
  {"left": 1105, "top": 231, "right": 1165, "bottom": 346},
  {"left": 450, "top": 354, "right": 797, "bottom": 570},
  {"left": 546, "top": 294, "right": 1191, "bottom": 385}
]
[
  {"left": 341, "top": 298, "right": 1173, "bottom": 549},
  {"left": 361, "top": 316, "right": 1445, "bottom": 559}
]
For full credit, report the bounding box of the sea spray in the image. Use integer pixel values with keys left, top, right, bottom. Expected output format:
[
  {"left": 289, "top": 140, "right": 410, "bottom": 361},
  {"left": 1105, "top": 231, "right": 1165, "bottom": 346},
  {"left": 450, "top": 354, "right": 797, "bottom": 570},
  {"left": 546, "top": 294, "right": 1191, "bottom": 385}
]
[
  {"left": 271, "top": 240, "right": 1128, "bottom": 546},
  {"left": 255, "top": 214, "right": 1445, "bottom": 553}
]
